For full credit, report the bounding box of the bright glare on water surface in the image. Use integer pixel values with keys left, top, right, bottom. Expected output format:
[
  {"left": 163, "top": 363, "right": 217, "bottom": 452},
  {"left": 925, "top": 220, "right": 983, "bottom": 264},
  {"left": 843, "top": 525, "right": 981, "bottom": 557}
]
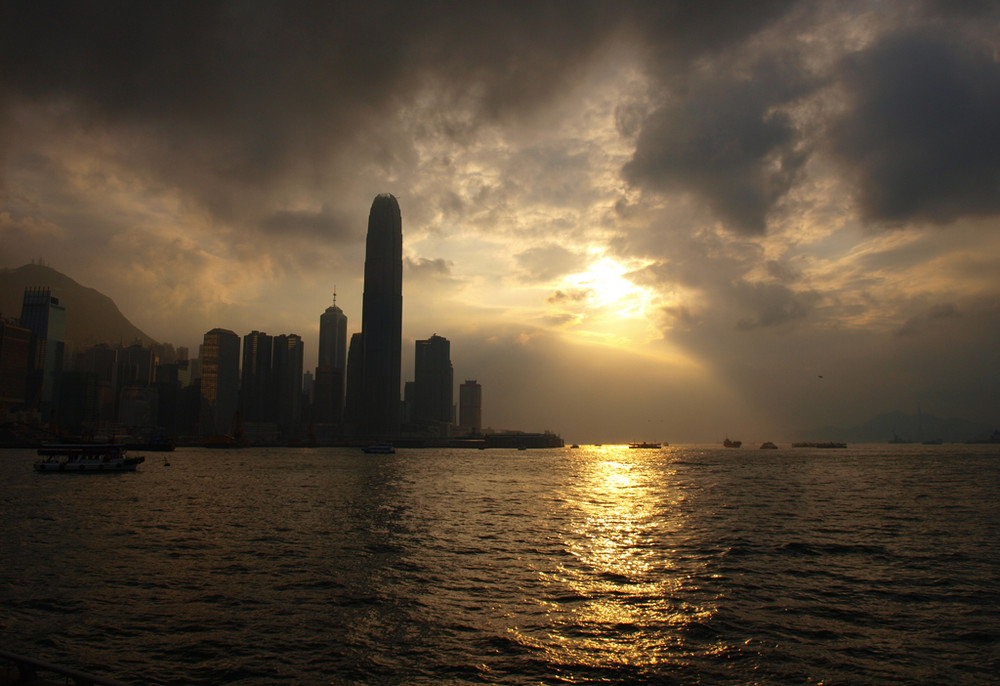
[{"left": 2, "top": 444, "right": 998, "bottom": 684}]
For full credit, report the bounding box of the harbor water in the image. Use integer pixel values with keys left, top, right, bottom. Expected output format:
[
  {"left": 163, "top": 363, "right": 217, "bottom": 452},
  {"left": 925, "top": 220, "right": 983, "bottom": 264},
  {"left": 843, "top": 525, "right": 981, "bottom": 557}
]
[{"left": 1, "top": 444, "right": 998, "bottom": 684}]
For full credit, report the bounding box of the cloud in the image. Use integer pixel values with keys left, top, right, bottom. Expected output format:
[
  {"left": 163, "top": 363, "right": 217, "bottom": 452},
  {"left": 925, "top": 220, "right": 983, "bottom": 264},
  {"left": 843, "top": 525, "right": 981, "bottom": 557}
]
[
  {"left": 733, "top": 280, "right": 816, "bottom": 330},
  {"left": 829, "top": 29, "right": 1000, "bottom": 225},
  {"left": 548, "top": 288, "right": 593, "bottom": 305},
  {"left": 623, "top": 56, "right": 814, "bottom": 234},
  {"left": 260, "top": 206, "right": 357, "bottom": 242},
  {"left": 404, "top": 256, "right": 454, "bottom": 280},
  {"left": 897, "top": 302, "right": 960, "bottom": 337},
  {"left": 515, "top": 244, "right": 585, "bottom": 283}
]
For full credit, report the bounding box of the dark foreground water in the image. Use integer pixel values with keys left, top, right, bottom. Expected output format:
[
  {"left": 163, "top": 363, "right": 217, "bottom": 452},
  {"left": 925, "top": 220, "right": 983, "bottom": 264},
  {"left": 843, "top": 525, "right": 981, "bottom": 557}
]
[{"left": 2, "top": 444, "right": 999, "bottom": 684}]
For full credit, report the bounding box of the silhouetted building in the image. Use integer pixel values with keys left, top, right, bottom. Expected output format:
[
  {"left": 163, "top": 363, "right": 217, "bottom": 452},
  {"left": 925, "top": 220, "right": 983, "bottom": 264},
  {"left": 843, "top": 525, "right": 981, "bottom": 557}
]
[
  {"left": 414, "top": 334, "right": 452, "bottom": 434},
  {"left": 0, "top": 319, "right": 31, "bottom": 414},
  {"left": 75, "top": 344, "right": 118, "bottom": 423},
  {"left": 118, "top": 385, "right": 158, "bottom": 428},
  {"left": 200, "top": 328, "right": 240, "bottom": 437},
  {"left": 403, "top": 380, "right": 416, "bottom": 425},
  {"left": 241, "top": 330, "right": 273, "bottom": 423},
  {"left": 55, "top": 371, "right": 98, "bottom": 435},
  {"left": 459, "top": 379, "right": 482, "bottom": 435},
  {"left": 118, "top": 343, "right": 156, "bottom": 387},
  {"left": 19, "top": 287, "right": 66, "bottom": 411},
  {"left": 344, "top": 332, "right": 364, "bottom": 430},
  {"left": 156, "top": 362, "right": 181, "bottom": 436},
  {"left": 273, "top": 334, "right": 303, "bottom": 438},
  {"left": 360, "top": 193, "right": 403, "bottom": 438},
  {"left": 315, "top": 295, "right": 347, "bottom": 424}
]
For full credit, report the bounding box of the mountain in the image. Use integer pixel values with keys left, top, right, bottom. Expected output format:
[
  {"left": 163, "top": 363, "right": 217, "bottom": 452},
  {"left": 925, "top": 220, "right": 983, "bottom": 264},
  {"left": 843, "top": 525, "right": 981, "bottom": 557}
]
[
  {"left": 0, "top": 263, "right": 156, "bottom": 349},
  {"left": 803, "top": 410, "right": 997, "bottom": 444}
]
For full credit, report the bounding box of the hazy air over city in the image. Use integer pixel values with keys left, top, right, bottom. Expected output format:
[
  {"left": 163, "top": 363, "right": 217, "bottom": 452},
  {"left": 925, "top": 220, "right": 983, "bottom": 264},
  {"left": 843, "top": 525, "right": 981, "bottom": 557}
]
[{"left": 1, "top": 1, "right": 999, "bottom": 443}]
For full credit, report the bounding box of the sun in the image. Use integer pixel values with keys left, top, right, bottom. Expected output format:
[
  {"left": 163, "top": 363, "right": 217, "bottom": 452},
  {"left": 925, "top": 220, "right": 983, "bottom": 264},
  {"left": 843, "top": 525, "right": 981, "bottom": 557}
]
[{"left": 564, "top": 257, "right": 655, "bottom": 314}]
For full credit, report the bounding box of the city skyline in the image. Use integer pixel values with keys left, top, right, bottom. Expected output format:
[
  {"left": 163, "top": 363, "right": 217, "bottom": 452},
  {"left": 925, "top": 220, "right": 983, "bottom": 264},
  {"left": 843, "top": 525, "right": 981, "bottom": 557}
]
[{"left": 2, "top": 3, "right": 999, "bottom": 443}]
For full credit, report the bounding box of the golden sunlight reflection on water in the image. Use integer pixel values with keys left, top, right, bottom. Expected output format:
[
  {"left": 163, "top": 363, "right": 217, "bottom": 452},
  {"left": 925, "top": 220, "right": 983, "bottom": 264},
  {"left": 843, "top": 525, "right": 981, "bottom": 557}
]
[{"left": 514, "top": 445, "right": 715, "bottom": 668}]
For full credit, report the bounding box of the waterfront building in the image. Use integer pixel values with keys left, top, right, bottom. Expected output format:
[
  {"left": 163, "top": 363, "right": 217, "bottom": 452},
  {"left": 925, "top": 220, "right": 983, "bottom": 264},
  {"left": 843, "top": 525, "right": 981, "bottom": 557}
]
[
  {"left": 241, "top": 330, "right": 273, "bottom": 423},
  {"left": 19, "top": 287, "right": 66, "bottom": 410},
  {"left": 118, "top": 343, "right": 156, "bottom": 388},
  {"left": 0, "top": 319, "right": 31, "bottom": 414},
  {"left": 413, "top": 334, "right": 453, "bottom": 434},
  {"left": 360, "top": 193, "right": 403, "bottom": 438},
  {"left": 273, "top": 333, "right": 303, "bottom": 438},
  {"left": 316, "top": 294, "right": 347, "bottom": 424},
  {"left": 75, "top": 344, "right": 118, "bottom": 423},
  {"left": 344, "top": 331, "right": 364, "bottom": 430},
  {"left": 459, "top": 379, "right": 483, "bottom": 435},
  {"left": 200, "top": 328, "right": 240, "bottom": 437}
]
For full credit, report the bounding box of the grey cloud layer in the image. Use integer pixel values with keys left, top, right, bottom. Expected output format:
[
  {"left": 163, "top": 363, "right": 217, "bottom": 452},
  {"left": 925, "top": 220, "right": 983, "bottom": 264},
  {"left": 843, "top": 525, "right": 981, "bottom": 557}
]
[{"left": 3, "top": 2, "right": 999, "bottom": 238}]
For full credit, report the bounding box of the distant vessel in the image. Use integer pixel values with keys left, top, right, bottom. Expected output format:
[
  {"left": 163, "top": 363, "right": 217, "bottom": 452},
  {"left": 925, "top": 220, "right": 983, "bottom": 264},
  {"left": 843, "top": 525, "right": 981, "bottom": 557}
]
[
  {"left": 759, "top": 442, "right": 778, "bottom": 449},
  {"left": 34, "top": 444, "right": 145, "bottom": 472},
  {"left": 629, "top": 442, "right": 661, "bottom": 449},
  {"left": 363, "top": 443, "right": 395, "bottom": 454},
  {"left": 791, "top": 442, "right": 847, "bottom": 449},
  {"left": 889, "top": 431, "right": 911, "bottom": 444},
  {"left": 723, "top": 437, "right": 742, "bottom": 448}
]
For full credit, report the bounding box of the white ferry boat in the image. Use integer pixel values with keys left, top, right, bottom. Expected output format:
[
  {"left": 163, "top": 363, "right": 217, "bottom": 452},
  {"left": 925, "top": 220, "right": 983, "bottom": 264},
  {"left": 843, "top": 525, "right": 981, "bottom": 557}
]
[{"left": 34, "top": 444, "right": 146, "bottom": 473}]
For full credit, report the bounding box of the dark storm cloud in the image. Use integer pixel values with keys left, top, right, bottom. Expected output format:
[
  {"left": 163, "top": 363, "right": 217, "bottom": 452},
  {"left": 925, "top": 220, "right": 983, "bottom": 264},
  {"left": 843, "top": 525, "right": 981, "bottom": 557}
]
[
  {"left": 830, "top": 29, "right": 1000, "bottom": 225},
  {"left": 260, "top": 206, "right": 356, "bottom": 242},
  {"left": 733, "top": 280, "right": 816, "bottom": 330},
  {"left": 623, "top": 57, "right": 815, "bottom": 234},
  {"left": 0, "top": 2, "right": 812, "bottom": 220}
]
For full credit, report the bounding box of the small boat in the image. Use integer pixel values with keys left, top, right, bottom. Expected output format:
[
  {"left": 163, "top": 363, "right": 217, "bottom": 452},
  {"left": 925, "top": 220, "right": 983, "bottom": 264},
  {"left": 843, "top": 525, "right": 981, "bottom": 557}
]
[
  {"left": 723, "top": 437, "right": 742, "bottom": 448},
  {"left": 759, "top": 441, "right": 778, "bottom": 449},
  {"left": 34, "top": 444, "right": 145, "bottom": 473},
  {"left": 629, "top": 442, "right": 661, "bottom": 449},
  {"left": 363, "top": 443, "right": 395, "bottom": 454}
]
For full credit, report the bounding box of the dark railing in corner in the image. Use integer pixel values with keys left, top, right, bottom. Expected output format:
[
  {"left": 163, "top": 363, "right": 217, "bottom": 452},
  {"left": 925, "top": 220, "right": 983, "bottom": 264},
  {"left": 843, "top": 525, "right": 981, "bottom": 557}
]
[{"left": 0, "top": 649, "right": 129, "bottom": 686}]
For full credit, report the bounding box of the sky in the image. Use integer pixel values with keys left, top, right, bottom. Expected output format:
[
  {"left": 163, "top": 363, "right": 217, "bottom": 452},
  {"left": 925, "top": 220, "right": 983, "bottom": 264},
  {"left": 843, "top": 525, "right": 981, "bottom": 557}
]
[{"left": 2, "top": 1, "right": 999, "bottom": 443}]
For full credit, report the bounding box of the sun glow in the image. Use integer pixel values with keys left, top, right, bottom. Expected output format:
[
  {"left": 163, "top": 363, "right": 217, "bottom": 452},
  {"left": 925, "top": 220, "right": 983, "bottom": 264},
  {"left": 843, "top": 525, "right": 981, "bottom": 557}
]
[{"left": 563, "top": 257, "right": 656, "bottom": 315}]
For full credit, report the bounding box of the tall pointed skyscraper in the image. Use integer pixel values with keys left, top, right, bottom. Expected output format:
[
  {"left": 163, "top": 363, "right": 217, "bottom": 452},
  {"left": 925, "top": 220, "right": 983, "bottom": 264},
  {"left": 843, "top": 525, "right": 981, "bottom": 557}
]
[
  {"left": 315, "top": 292, "right": 348, "bottom": 425},
  {"left": 360, "top": 193, "right": 403, "bottom": 438}
]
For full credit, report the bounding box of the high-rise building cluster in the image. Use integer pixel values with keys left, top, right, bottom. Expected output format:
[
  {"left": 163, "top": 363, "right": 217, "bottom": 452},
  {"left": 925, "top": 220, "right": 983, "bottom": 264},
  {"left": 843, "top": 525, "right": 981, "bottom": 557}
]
[{"left": 0, "top": 194, "right": 486, "bottom": 446}]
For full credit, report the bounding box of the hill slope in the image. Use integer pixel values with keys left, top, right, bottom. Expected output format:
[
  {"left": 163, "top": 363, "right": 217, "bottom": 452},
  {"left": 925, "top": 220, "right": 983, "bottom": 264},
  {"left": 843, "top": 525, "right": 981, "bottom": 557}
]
[{"left": 0, "top": 264, "right": 156, "bottom": 349}]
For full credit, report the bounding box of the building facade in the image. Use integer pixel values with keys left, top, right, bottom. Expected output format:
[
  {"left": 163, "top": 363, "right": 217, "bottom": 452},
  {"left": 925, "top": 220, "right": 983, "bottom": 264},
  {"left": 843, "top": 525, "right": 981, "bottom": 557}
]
[
  {"left": 19, "top": 287, "right": 66, "bottom": 410},
  {"left": 273, "top": 333, "right": 303, "bottom": 438},
  {"left": 359, "top": 193, "right": 403, "bottom": 438},
  {"left": 241, "top": 330, "right": 273, "bottom": 424},
  {"left": 414, "top": 334, "right": 453, "bottom": 433},
  {"left": 316, "top": 297, "right": 347, "bottom": 425},
  {"left": 459, "top": 379, "right": 483, "bottom": 435},
  {"left": 200, "top": 328, "right": 240, "bottom": 437}
]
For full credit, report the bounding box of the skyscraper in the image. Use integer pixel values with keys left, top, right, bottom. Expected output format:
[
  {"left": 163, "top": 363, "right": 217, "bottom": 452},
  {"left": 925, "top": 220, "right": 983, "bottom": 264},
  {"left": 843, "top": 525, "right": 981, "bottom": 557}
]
[
  {"left": 360, "top": 193, "right": 403, "bottom": 438},
  {"left": 315, "top": 294, "right": 347, "bottom": 424},
  {"left": 200, "top": 328, "right": 240, "bottom": 436},
  {"left": 414, "top": 334, "right": 453, "bottom": 433},
  {"left": 241, "top": 330, "right": 273, "bottom": 424},
  {"left": 19, "top": 287, "right": 66, "bottom": 409},
  {"left": 344, "top": 332, "right": 364, "bottom": 430},
  {"left": 459, "top": 379, "right": 482, "bottom": 435},
  {"left": 273, "top": 333, "right": 303, "bottom": 437}
]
